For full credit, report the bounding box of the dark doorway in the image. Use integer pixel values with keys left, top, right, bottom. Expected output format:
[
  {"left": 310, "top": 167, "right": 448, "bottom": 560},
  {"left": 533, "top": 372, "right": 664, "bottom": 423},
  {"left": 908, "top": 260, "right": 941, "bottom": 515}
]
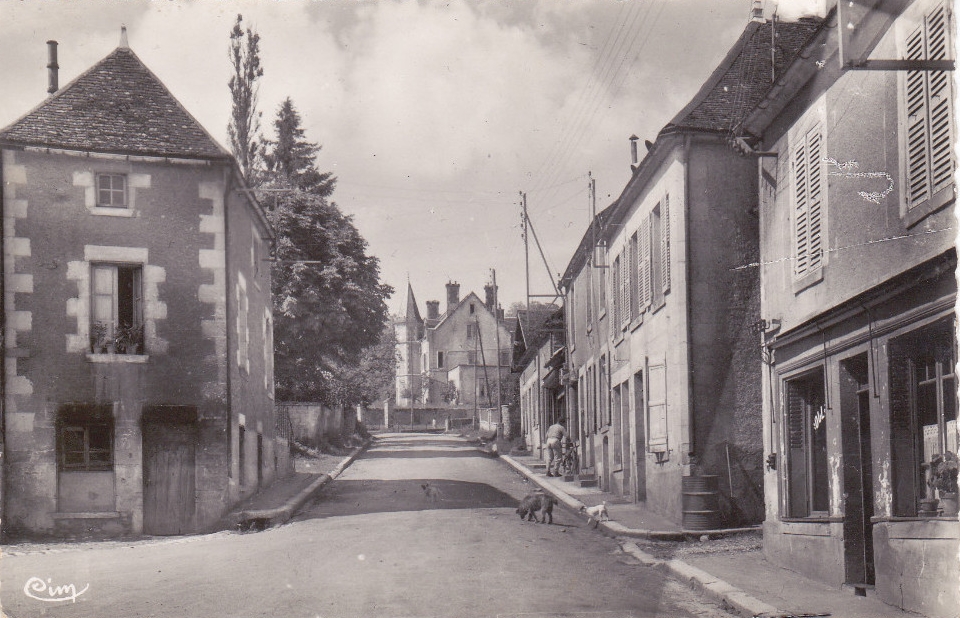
[
  {"left": 839, "top": 354, "right": 875, "bottom": 586},
  {"left": 142, "top": 407, "right": 198, "bottom": 535},
  {"left": 633, "top": 371, "right": 647, "bottom": 501}
]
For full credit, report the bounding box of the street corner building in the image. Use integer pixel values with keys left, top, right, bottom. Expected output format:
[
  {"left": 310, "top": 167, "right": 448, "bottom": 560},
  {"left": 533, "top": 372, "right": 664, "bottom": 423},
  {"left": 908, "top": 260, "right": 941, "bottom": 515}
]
[
  {"left": 541, "top": 12, "right": 824, "bottom": 529},
  {"left": 0, "top": 34, "right": 288, "bottom": 539},
  {"left": 739, "top": 1, "right": 958, "bottom": 616}
]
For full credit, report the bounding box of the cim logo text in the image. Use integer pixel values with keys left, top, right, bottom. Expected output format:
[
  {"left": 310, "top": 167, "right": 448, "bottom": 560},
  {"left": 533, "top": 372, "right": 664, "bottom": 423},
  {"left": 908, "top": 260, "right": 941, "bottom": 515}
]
[{"left": 23, "top": 576, "right": 89, "bottom": 603}]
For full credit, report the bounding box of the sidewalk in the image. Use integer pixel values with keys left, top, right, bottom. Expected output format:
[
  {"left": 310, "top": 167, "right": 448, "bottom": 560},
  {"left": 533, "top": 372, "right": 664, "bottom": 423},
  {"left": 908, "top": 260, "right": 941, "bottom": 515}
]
[
  {"left": 218, "top": 438, "right": 371, "bottom": 531},
  {"left": 500, "top": 450, "right": 917, "bottom": 618}
]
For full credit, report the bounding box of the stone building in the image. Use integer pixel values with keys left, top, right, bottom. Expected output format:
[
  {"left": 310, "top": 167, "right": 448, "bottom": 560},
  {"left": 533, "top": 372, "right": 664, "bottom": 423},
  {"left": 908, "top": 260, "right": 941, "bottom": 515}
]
[
  {"left": 740, "top": 1, "right": 958, "bottom": 615},
  {"left": 0, "top": 34, "right": 285, "bottom": 538},
  {"left": 558, "top": 13, "right": 822, "bottom": 527},
  {"left": 395, "top": 281, "right": 512, "bottom": 410}
]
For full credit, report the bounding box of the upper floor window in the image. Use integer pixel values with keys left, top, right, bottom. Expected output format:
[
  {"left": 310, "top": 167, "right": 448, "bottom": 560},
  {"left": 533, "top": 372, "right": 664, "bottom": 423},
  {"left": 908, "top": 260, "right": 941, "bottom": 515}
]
[
  {"left": 96, "top": 174, "right": 127, "bottom": 208},
  {"left": 467, "top": 323, "right": 477, "bottom": 339},
  {"left": 437, "top": 351, "right": 445, "bottom": 369},
  {"left": 791, "top": 123, "right": 825, "bottom": 287},
  {"left": 902, "top": 1, "right": 955, "bottom": 224},
  {"left": 90, "top": 263, "right": 143, "bottom": 354}
]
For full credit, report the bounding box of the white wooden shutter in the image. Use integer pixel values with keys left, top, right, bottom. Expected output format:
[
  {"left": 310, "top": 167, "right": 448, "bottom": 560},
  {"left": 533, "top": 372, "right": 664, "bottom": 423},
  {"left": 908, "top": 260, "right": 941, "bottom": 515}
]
[
  {"left": 793, "top": 125, "right": 823, "bottom": 278},
  {"left": 647, "top": 362, "right": 667, "bottom": 450},
  {"left": 906, "top": 3, "right": 955, "bottom": 209},
  {"left": 660, "top": 195, "right": 671, "bottom": 293},
  {"left": 639, "top": 217, "right": 652, "bottom": 308},
  {"left": 611, "top": 256, "right": 621, "bottom": 327},
  {"left": 629, "top": 233, "right": 639, "bottom": 320},
  {"left": 619, "top": 251, "right": 629, "bottom": 328}
]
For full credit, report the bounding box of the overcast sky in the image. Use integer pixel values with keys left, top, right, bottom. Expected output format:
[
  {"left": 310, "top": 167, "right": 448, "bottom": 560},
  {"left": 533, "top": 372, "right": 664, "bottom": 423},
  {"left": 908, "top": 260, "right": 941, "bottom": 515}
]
[{"left": 0, "top": 0, "right": 824, "bottom": 316}]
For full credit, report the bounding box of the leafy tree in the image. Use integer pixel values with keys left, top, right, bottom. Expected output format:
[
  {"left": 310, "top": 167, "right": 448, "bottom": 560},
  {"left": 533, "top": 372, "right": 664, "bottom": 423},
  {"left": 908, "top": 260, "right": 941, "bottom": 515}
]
[
  {"left": 266, "top": 188, "right": 393, "bottom": 404},
  {"left": 228, "top": 14, "right": 263, "bottom": 185}
]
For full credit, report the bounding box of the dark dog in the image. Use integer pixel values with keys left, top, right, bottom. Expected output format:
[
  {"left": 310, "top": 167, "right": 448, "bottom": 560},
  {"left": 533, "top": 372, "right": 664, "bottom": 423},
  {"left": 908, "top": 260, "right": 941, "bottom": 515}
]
[{"left": 516, "top": 491, "right": 558, "bottom": 524}]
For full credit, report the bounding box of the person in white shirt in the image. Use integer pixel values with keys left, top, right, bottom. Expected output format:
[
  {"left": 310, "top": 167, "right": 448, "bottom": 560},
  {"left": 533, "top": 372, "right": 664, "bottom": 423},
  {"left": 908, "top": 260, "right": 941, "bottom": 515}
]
[{"left": 544, "top": 421, "right": 566, "bottom": 477}]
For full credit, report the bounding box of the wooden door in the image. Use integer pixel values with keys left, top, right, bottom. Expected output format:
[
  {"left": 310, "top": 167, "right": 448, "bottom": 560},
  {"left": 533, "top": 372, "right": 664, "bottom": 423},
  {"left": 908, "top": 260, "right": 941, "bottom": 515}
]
[{"left": 143, "top": 421, "right": 197, "bottom": 535}]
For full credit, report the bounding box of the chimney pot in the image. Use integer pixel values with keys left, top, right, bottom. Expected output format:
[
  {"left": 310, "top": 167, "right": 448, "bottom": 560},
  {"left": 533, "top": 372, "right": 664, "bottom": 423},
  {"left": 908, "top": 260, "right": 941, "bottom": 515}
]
[
  {"left": 426, "top": 301, "right": 440, "bottom": 321},
  {"left": 629, "top": 135, "right": 639, "bottom": 167},
  {"left": 120, "top": 25, "right": 129, "bottom": 49},
  {"left": 445, "top": 281, "right": 460, "bottom": 315},
  {"left": 46, "top": 40, "right": 59, "bottom": 95}
]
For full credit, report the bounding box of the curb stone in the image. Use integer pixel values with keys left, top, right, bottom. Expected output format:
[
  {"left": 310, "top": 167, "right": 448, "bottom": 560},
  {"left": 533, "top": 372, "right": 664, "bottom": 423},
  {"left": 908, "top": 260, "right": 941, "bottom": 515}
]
[
  {"left": 237, "top": 437, "right": 372, "bottom": 529},
  {"left": 500, "top": 453, "right": 783, "bottom": 618}
]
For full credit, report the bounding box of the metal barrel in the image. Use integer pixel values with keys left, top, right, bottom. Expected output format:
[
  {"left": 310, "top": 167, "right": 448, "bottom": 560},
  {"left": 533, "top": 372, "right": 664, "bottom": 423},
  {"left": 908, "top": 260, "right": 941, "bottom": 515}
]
[{"left": 681, "top": 474, "right": 722, "bottom": 531}]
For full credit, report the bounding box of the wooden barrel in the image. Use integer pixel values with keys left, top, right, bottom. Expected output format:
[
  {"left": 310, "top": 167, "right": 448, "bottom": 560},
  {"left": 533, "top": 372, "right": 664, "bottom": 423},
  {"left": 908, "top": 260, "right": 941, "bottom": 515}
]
[{"left": 682, "top": 475, "right": 721, "bottom": 530}]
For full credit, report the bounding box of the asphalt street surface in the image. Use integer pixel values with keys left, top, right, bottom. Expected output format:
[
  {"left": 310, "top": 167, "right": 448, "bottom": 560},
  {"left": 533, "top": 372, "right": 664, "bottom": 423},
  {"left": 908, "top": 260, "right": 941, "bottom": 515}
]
[{"left": 0, "top": 433, "right": 730, "bottom": 618}]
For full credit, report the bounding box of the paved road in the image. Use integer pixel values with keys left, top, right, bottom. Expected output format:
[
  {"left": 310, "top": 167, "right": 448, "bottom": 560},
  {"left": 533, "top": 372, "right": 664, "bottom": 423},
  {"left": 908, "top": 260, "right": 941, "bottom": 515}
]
[{"left": 0, "top": 433, "right": 728, "bottom": 618}]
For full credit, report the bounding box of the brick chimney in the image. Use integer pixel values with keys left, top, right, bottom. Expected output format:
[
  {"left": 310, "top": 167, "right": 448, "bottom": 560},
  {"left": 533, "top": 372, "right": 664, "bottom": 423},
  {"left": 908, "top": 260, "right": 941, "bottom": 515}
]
[
  {"left": 484, "top": 284, "right": 497, "bottom": 311},
  {"left": 445, "top": 281, "right": 460, "bottom": 315},
  {"left": 426, "top": 301, "right": 440, "bottom": 321}
]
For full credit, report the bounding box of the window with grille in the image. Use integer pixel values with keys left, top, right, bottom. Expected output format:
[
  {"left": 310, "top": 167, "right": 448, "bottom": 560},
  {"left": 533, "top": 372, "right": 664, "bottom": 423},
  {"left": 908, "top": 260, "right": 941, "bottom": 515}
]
[
  {"left": 57, "top": 405, "right": 113, "bottom": 472},
  {"left": 903, "top": 2, "right": 955, "bottom": 221},
  {"left": 96, "top": 174, "right": 127, "bottom": 208},
  {"left": 792, "top": 124, "right": 825, "bottom": 283}
]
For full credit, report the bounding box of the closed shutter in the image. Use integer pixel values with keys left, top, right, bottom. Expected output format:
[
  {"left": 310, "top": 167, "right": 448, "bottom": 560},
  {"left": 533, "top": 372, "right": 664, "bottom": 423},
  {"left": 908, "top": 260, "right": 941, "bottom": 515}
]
[
  {"left": 647, "top": 363, "right": 667, "bottom": 450},
  {"left": 639, "top": 217, "right": 652, "bottom": 309},
  {"left": 793, "top": 125, "right": 823, "bottom": 278},
  {"left": 619, "top": 251, "right": 629, "bottom": 329},
  {"left": 629, "top": 233, "right": 639, "bottom": 320},
  {"left": 888, "top": 342, "right": 918, "bottom": 517},
  {"left": 660, "top": 195, "right": 671, "bottom": 293},
  {"left": 906, "top": 3, "right": 955, "bottom": 209},
  {"left": 611, "top": 256, "right": 621, "bottom": 327},
  {"left": 786, "top": 380, "right": 809, "bottom": 517}
]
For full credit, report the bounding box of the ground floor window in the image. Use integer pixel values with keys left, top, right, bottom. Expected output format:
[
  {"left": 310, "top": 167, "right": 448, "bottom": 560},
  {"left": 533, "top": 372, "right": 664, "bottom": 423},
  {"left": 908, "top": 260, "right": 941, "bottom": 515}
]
[
  {"left": 57, "top": 404, "right": 113, "bottom": 471},
  {"left": 890, "top": 316, "right": 958, "bottom": 516},
  {"left": 785, "top": 369, "right": 829, "bottom": 517}
]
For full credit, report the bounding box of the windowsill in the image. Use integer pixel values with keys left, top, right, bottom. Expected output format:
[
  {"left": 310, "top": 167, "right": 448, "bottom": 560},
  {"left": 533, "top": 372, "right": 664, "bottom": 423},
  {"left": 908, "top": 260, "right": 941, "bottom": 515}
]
[
  {"left": 872, "top": 515, "right": 960, "bottom": 523},
  {"left": 652, "top": 298, "right": 666, "bottom": 314},
  {"left": 779, "top": 515, "right": 840, "bottom": 523},
  {"left": 52, "top": 511, "right": 120, "bottom": 519},
  {"left": 90, "top": 206, "right": 135, "bottom": 217},
  {"left": 630, "top": 314, "right": 644, "bottom": 333},
  {"left": 86, "top": 353, "right": 149, "bottom": 364},
  {"left": 793, "top": 266, "right": 823, "bottom": 294},
  {"left": 903, "top": 186, "right": 954, "bottom": 228}
]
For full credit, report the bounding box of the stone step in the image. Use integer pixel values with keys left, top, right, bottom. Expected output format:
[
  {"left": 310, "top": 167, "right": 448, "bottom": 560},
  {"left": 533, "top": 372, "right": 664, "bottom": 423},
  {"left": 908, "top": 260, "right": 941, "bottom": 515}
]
[{"left": 578, "top": 475, "right": 598, "bottom": 488}]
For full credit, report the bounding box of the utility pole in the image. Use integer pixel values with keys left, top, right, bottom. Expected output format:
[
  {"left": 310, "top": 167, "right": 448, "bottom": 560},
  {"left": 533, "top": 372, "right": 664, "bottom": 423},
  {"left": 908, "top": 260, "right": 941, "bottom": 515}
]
[{"left": 521, "top": 191, "right": 530, "bottom": 331}]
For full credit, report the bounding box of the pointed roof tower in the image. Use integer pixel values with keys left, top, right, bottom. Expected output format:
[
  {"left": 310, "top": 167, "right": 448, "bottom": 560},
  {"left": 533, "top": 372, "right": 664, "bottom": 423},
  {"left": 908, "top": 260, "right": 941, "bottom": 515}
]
[
  {"left": 0, "top": 39, "right": 231, "bottom": 160},
  {"left": 403, "top": 281, "right": 423, "bottom": 325}
]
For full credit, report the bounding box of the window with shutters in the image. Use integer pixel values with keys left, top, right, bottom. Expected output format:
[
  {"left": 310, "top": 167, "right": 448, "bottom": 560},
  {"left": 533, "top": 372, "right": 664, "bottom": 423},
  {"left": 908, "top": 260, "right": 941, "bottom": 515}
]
[
  {"left": 628, "top": 233, "right": 639, "bottom": 321},
  {"left": 901, "top": 1, "right": 955, "bottom": 226},
  {"left": 889, "top": 316, "right": 957, "bottom": 517},
  {"left": 651, "top": 204, "right": 665, "bottom": 309},
  {"left": 784, "top": 369, "right": 829, "bottom": 518},
  {"left": 612, "top": 255, "right": 622, "bottom": 330},
  {"left": 90, "top": 263, "right": 143, "bottom": 354},
  {"left": 647, "top": 362, "right": 668, "bottom": 452},
  {"left": 638, "top": 217, "right": 652, "bottom": 312},
  {"left": 791, "top": 123, "right": 826, "bottom": 290}
]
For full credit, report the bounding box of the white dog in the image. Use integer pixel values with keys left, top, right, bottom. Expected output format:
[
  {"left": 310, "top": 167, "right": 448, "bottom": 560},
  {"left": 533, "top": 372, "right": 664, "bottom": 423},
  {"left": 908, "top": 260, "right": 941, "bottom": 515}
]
[{"left": 579, "top": 501, "right": 609, "bottom": 528}]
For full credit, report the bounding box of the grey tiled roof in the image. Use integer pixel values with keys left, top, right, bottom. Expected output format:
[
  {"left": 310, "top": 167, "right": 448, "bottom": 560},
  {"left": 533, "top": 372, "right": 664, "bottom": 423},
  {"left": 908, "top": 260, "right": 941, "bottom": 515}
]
[
  {"left": 664, "top": 17, "right": 824, "bottom": 136},
  {"left": 0, "top": 47, "right": 229, "bottom": 159}
]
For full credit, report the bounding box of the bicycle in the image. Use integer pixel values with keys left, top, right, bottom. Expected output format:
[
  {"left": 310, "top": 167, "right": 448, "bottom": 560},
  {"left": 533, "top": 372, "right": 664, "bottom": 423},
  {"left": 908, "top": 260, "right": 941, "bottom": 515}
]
[{"left": 557, "top": 441, "right": 580, "bottom": 477}]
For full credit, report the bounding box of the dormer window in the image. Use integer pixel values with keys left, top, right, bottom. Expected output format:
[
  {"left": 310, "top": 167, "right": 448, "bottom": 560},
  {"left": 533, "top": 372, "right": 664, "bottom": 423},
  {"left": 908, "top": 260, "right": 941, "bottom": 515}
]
[{"left": 97, "top": 173, "right": 127, "bottom": 208}]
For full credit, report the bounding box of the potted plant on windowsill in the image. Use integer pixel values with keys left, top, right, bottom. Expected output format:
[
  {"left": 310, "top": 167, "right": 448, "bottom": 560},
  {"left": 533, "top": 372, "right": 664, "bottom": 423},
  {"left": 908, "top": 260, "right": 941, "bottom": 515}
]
[
  {"left": 114, "top": 324, "right": 144, "bottom": 355},
  {"left": 90, "top": 321, "right": 110, "bottom": 354},
  {"left": 928, "top": 451, "right": 959, "bottom": 518}
]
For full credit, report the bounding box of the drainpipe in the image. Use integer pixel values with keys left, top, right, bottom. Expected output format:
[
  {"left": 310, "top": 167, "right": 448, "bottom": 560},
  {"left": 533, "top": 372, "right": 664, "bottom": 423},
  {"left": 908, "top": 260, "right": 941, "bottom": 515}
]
[
  {"left": 683, "top": 135, "right": 696, "bottom": 471},
  {"left": 222, "top": 167, "right": 234, "bottom": 489},
  {"left": 0, "top": 150, "right": 6, "bottom": 538}
]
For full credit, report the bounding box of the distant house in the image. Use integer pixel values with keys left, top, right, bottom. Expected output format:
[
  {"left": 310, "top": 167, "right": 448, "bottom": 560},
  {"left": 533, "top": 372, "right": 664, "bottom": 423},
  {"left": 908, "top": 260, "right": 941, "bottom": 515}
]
[
  {"left": 559, "top": 13, "right": 822, "bottom": 527},
  {"left": 741, "top": 1, "right": 957, "bottom": 615},
  {"left": 0, "top": 35, "right": 285, "bottom": 538},
  {"left": 513, "top": 305, "right": 564, "bottom": 454},
  {"left": 395, "top": 281, "right": 513, "bottom": 411}
]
